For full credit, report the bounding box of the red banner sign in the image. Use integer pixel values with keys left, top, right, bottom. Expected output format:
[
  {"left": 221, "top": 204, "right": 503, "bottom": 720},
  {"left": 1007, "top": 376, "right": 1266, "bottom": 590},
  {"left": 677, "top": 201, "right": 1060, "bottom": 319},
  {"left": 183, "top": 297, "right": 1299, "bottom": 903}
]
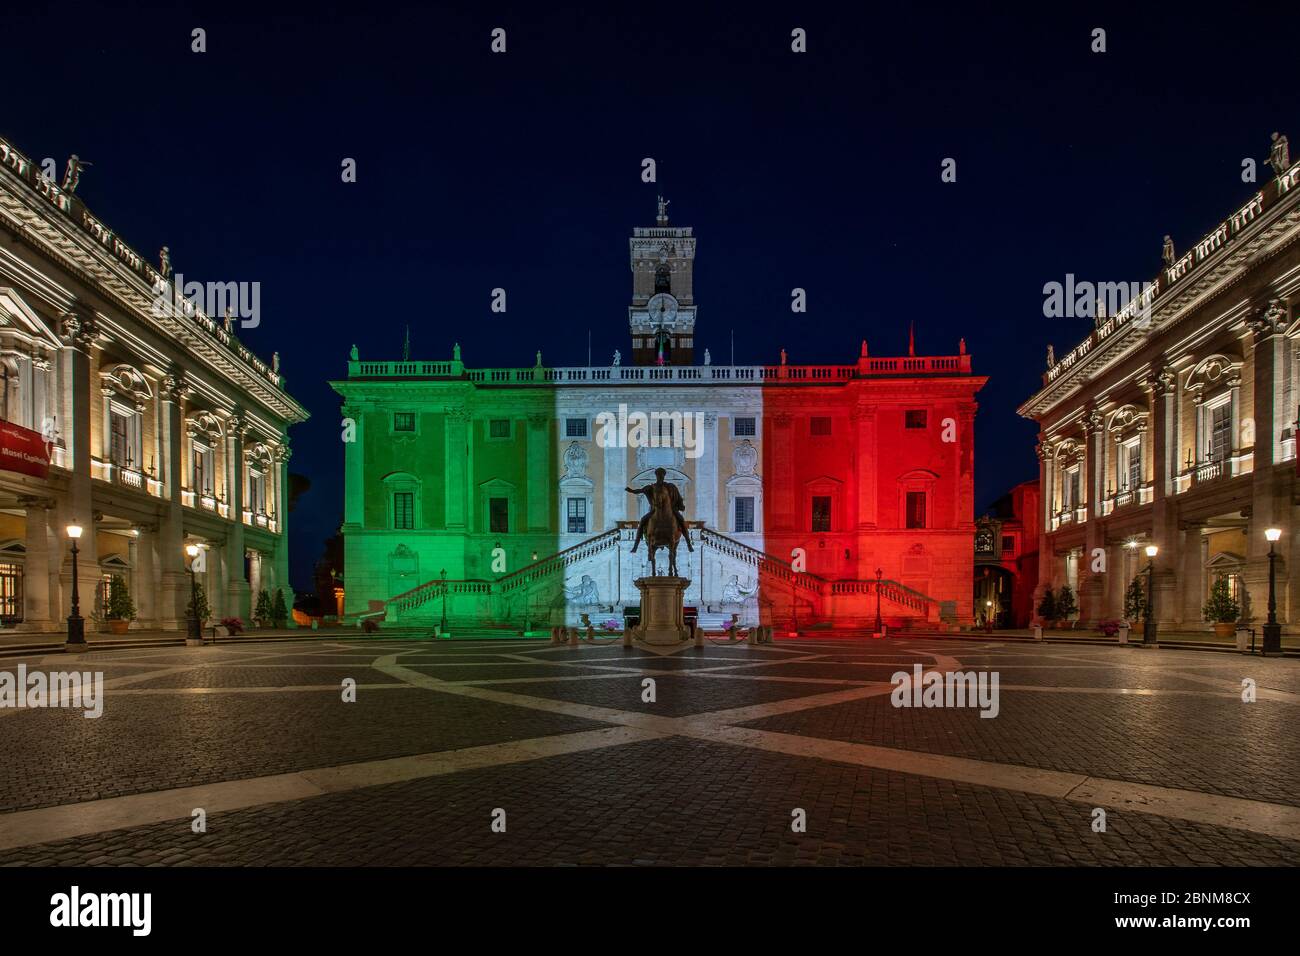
[{"left": 0, "top": 421, "right": 51, "bottom": 479}]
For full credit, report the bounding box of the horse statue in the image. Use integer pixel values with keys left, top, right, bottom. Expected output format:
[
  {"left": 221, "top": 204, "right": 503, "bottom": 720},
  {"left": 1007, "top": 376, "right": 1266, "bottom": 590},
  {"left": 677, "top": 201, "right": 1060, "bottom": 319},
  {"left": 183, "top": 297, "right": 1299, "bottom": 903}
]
[{"left": 627, "top": 467, "right": 692, "bottom": 577}]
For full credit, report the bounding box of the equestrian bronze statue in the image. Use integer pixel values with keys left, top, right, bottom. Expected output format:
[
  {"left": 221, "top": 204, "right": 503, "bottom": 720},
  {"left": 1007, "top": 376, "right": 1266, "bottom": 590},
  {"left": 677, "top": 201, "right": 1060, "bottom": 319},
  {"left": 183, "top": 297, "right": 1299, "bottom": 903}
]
[{"left": 627, "top": 467, "right": 693, "bottom": 576}]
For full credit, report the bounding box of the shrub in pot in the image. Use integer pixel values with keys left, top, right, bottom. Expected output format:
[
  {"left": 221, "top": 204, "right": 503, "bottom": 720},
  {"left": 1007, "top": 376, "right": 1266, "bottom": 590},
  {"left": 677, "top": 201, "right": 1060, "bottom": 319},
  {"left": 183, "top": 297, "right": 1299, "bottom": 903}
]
[
  {"left": 1036, "top": 587, "right": 1057, "bottom": 627},
  {"left": 1123, "top": 576, "right": 1146, "bottom": 625},
  {"left": 1203, "top": 575, "right": 1240, "bottom": 638},
  {"left": 1055, "top": 585, "right": 1078, "bottom": 628},
  {"left": 254, "top": 589, "right": 272, "bottom": 629},
  {"left": 105, "top": 575, "right": 136, "bottom": 635}
]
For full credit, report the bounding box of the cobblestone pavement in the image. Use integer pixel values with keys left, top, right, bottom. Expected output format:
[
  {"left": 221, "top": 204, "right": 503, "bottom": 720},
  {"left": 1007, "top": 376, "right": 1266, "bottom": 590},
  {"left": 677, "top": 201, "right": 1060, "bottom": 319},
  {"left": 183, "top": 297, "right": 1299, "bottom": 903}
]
[{"left": 1, "top": 637, "right": 1297, "bottom": 866}]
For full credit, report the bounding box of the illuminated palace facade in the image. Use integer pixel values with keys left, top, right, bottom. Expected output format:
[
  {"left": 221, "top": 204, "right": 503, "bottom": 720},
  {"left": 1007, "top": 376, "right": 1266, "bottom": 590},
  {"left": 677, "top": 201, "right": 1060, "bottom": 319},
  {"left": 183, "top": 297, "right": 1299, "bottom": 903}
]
[
  {"left": 0, "top": 133, "right": 307, "bottom": 632},
  {"left": 1020, "top": 155, "right": 1300, "bottom": 631},
  {"left": 333, "top": 206, "right": 986, "bottom": 630}
]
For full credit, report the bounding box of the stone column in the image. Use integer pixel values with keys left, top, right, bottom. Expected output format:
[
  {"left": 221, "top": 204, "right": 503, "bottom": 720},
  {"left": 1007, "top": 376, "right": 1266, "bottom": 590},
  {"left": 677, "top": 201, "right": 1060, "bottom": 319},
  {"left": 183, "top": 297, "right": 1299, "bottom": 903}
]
[
  {"left": 1032, "top": 442, "right": 1054, "bottom": 615},
  {"left": 603, "top": 413, "right": 628, "bottom": 531},
  {"left": 1245, "top": 301, "right": 1290, "bottom": 620},
  {"left": 17, "top": 497, "right": 53, "bottom": 631},
  {"left": 58, "top": 312, "right": 99, "bottom": 625},
  {"left": 273, "top": 442, "right": 295, "bottom": 626},
  {"left": 1179, "top": 522, "right": 1204, "bottom": 625},
  {"left": 224, "top": 411, "right": 250, "bottom": 620},
  {"left": 1079, "top": 409, "right": 1106, "bottom": 622},
  {"left": 444, "top": 408, "right": 468, "bottom": 530},
  {"left": 157, "top": 372, "right": 187, "bottom": 629},
  {"left": 696, "top": 413, "right": 717, "bottom": 529},
  {"left": 1148, "top": 368, "right": 1179, "bottom": 624},
  {"left": 771, "top": 412, "right": 795, "bottom": 531},
  {"left": 853, "top": 405, "right": 877, "bottom": 530},
  {"left": 525, "top": 412, "right": 550, "bottom": 532},
  {"left": 134, "top": 522, "right": 158, "bottom": 629},
  {"left": 342, "top": 404, "right": 366, "bottom": 530}
]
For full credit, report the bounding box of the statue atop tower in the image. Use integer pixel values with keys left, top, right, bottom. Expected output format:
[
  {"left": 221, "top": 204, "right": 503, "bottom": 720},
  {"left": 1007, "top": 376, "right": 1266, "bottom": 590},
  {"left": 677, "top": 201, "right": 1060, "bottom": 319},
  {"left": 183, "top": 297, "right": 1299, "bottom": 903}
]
[{"left": 628, "top": 200, "right": 696, "bottom": 366}]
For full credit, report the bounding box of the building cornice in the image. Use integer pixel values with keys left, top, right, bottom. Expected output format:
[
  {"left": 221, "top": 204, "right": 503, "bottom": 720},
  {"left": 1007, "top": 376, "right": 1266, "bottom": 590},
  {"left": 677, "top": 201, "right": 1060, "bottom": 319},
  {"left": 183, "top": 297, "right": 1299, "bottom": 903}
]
[
  {"left": 0, "top": 135, "right": 308, "bottom": 425},
  {"left": 1020, "top": 160, "right": 1300, "bottom": 421}
]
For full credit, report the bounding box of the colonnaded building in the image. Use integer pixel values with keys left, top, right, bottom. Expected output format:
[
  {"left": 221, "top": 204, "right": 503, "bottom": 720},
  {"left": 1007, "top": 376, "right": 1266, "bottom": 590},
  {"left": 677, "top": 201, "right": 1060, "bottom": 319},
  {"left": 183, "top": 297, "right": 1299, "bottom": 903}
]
[
  {"left": 1020, "top": 143, "right": 1300, "bottom": 631},
  {"left": 333, "top": 203, "right": 986, "bottom": 630},
  {"left": 0, "top": 133, "right": 307, "bottom": 632}
]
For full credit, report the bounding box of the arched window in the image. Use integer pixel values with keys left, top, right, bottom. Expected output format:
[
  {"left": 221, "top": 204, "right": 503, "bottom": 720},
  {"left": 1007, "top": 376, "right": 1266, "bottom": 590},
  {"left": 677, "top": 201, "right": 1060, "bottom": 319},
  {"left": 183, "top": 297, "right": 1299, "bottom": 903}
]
[{"left": 654, "top": 265, "right": 671, "bottom": 294}]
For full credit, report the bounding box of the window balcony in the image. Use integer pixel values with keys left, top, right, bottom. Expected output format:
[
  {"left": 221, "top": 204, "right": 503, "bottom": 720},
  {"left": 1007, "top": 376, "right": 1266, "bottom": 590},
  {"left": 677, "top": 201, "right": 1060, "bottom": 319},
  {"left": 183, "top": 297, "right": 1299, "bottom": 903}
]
[{"left": 94, "top": 458, "right": 162, "bottom": 498}]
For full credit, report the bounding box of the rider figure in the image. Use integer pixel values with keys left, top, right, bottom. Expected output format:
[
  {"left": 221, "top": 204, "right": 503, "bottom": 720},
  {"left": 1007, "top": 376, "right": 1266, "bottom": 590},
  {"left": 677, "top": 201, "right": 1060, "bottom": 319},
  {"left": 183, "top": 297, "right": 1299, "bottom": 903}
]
[{"left": 627, "top": 468, "right": 693, "bottom": 553}]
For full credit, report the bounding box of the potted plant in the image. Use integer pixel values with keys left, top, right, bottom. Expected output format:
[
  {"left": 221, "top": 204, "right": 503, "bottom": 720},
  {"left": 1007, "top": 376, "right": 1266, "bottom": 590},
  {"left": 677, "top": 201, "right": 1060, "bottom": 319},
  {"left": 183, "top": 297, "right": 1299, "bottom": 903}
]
[
  {"left": 1036, "top": 587, "right": 1057, "bottom": 627},
  {"left": 220, "top": 616, "right": 244, "bottom": 636},
  {"left": 104, "top": 575, "right": 136, "bottom": 635},
  {"left": 1203, "top": 575, "right": 1240, "bottom": 638},
  {"left": 272, "top": 588, "right": 288, "bottom": 628},
  {"left": 1123, "top": 576, "right": 1146, "bottom": 625},
  {"left": 1055, "top": 585, "right": 1078, "bottom": 628},
  {"left": 254, "top": 589, "right": 273, "bottom": 629}
]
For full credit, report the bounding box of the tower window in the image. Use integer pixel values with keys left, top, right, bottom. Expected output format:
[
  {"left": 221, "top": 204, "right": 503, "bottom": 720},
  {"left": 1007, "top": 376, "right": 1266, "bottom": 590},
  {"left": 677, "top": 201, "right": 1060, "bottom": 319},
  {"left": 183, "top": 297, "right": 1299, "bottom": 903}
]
[
  {"left": 810, "top": 417, "right": 832, "bottom": 436},
  {"left": 811, "top": 496, "right": 831, "bottom": 532},
  {"left": 393, "top": 412, "right": 416, "bottom": 432},
  {"left": 489, "top": 419, "right": 511, "bottom": 439},
  {"left": 489, "top": 497, "right": 509, "bottom": 533},
  {"left": 654, "top": 265, "right": 671, "bottom": 294},
  {"left": 733, "top": 417, "right": 756, "bottom": 437},
  {"left": 905, "top": 491, "right": 927, "bottom": 529},
  {"left": 393, "top": 492, "right": 414, "bottom": 530},
  {"left": 567, "top": 497, "right": 587, "bottom": 534},
  {"left": 734, "top": 496, "right": 755, "bottom": 533},
  {"left": 905, "top": 410, "right": 928, "bottom": 429},
  {"left": 565, "top": 418, "right": 588, "bottom": 438}
]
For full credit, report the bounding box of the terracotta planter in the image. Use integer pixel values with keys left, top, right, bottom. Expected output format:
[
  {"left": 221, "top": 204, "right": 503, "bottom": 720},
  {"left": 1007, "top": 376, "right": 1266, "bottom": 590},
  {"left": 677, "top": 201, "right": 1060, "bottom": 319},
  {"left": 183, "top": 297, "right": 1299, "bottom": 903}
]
[
  {"left": 106, "top": 619, "right": 129, "bottom": 635},
  {"left": 1212, "top": 622, "right": 1235, "bottom": 638}
]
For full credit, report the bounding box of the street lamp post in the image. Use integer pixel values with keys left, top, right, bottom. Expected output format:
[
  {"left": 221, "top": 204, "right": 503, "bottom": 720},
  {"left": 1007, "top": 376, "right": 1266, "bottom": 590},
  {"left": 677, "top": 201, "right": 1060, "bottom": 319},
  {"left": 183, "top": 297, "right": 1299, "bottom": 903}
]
[
  {"left": 985, "top": 599, "right": 994, "bottom": 634},
  {"left": 439, "top": 568, "right": 448, "bottom": 634},
  {"left": 1143, "top": 544, "right": 1159, "bottom": 645},
  {"left": 66, "top": 524, "right": 85, "bottom": 647},
  {"left": 874, "top": 567, "right": 883, "bottom": 634},
  {"left": 185, "top": 544, "right": 201, "bottom": 642},
  {"left": 1263, "top": 528, "right": 1282, "bottom": 655}
]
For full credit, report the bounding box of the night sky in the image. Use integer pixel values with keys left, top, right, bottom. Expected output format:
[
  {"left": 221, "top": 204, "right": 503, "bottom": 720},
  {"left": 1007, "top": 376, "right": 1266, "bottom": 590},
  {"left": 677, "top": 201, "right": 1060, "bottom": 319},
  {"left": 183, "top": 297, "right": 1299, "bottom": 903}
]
[{"left": 4, "top": 2, "right": 1291, "bottom": 592}]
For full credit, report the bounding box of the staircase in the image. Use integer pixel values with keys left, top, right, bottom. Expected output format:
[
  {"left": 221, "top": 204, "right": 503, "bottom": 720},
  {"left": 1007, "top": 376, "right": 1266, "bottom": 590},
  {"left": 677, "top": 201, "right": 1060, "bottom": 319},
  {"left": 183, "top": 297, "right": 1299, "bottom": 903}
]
[{"left": 384, "top": 525, "right": 942, "bottom": 631}]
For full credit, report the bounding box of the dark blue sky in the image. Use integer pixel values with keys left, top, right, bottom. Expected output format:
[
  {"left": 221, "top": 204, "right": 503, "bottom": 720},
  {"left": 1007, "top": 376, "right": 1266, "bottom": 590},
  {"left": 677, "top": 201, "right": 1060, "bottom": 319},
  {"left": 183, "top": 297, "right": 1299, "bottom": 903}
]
[{"left": 4, "top": 2, "right": 1290, "bottom": 591}]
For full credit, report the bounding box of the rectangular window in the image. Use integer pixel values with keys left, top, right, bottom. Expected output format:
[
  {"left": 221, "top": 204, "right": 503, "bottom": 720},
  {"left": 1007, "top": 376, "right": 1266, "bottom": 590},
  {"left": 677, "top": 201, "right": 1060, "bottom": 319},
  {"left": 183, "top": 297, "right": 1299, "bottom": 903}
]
[
  {"left": 565, "top": 418, "right": 587, "bottom": 438},
  {"left": 733, "top": 417, "right": 756, "bottom": 437},
  {"left": 489, "top": 497, "right": 509, "bottom": 533},
  {"left": 489, "top": 419, "right": 511, "bottom": 439},
  {"left": 811, "top": 496, "right": 831, "bottom": 532},
  {"left": 1001, "top": 535, "right": 1015, "bottom": 555},
  {"left": 567, "top": 497, "right": 587, "bottom": 534},
  {"left": 1125, "top": 441, "right": 1142, "bottom": 490},
  {"left": 109, "top": 409, "right": 133, "bottom": 468},
  {"left": 905, "top": 409, "right": 928, "bottom": 429},
  {"left": 1063, "top": 466, "right": 1081, "bottom": 509},
  {"left": 1209, "top": 401, "right": 1232, "bottom": 462},
  {"left": 393, "top": 412, "right": 416, "bottom": 432},
  {"left": 247, "top": 470, "right": 266, "bottom": 515},
  {"left": 810, "top": 416, "right": 832, "bottom": 436},
  {"left": 393, "top": 492, "right": 414, "bottom": 530},
  {"left": 905, "top": 491, "right": 927, "bottom": 529},
  {"left": 192, "top": 443, "right": 214, "bottom": 495},
  {"left": 734, "top": 496, "right": 755, "bottom": 533}
]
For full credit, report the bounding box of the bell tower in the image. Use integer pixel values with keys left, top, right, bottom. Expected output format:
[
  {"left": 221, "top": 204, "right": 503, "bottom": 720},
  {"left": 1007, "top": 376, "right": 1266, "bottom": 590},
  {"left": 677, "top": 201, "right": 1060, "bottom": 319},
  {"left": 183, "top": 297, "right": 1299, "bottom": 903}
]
[{"left": 628, "top": 197, "right": 697, "bottom": 366}]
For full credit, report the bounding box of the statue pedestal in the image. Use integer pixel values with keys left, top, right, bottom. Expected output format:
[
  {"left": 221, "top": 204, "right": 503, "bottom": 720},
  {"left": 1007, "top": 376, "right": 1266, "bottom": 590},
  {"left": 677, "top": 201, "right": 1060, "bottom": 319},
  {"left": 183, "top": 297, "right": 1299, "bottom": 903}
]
[{"left": 633, "top": 576, "right": 690, "bottom": 645}]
